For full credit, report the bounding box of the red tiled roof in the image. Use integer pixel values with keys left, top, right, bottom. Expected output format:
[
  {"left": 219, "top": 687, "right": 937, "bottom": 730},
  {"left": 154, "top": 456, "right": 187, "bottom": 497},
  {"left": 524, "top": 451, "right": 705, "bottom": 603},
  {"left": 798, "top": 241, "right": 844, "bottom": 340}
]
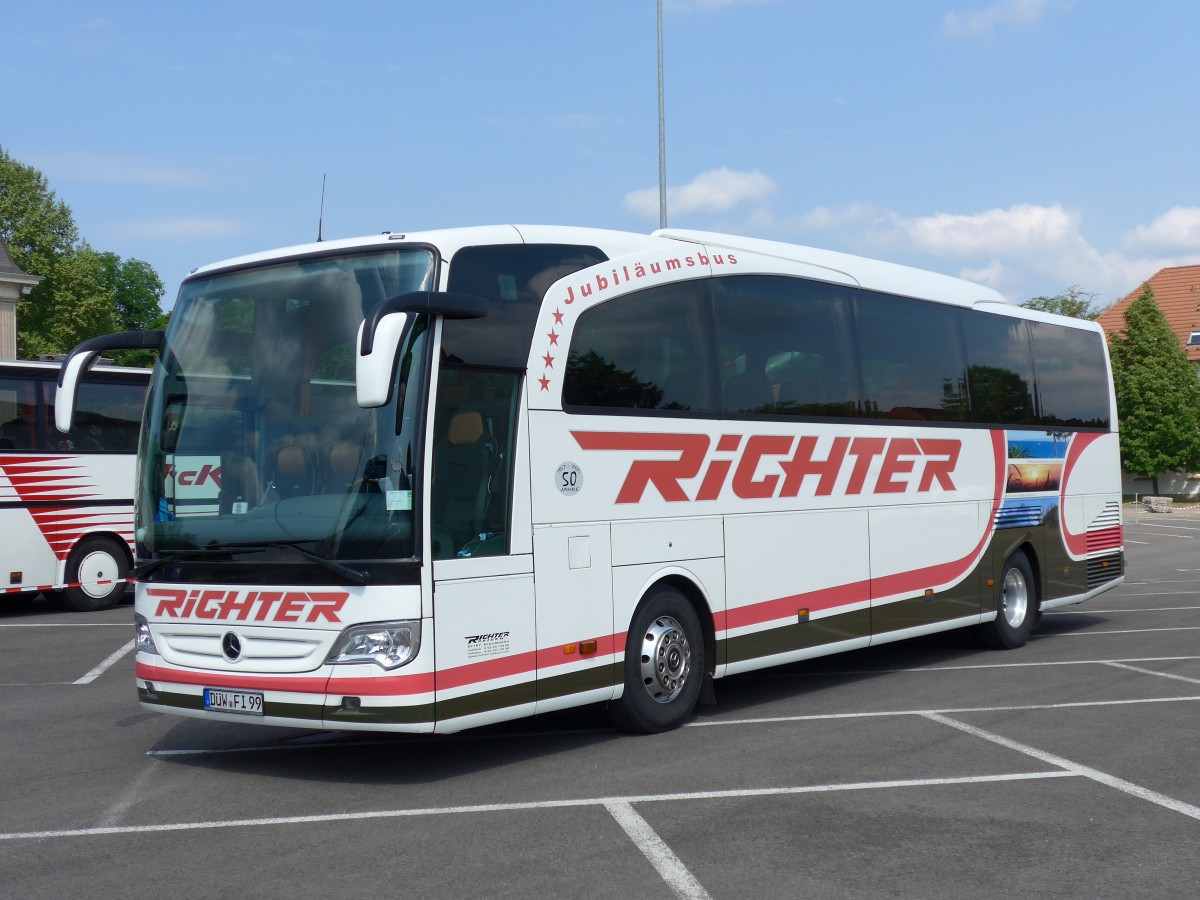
[{"left": 1096, "top": 265, "right": 1200, "bottom": 363}]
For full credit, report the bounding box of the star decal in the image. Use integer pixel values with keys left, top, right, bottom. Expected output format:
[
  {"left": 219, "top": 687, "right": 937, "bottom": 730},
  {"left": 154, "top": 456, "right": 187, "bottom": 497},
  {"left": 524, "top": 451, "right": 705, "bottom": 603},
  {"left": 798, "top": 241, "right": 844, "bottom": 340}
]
[
  {"left": 542, "top": 354, "right": 555, "bottom": 369},
  {"left": 547, "top": 330, "right": 559, "bottom": 346},
  {"left": 538, "top": 375, "right": 551, "bottom": 391},
  {"left": 552, "top": 308, "right": 565, "bottom": 325}
]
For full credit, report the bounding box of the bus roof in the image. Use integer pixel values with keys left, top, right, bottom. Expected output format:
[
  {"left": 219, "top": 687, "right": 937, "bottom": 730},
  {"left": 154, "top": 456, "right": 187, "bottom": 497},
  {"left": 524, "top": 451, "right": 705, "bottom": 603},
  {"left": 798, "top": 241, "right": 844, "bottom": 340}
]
[{"left": 182, "top": 223, "right": 1015, "bottom": 311}]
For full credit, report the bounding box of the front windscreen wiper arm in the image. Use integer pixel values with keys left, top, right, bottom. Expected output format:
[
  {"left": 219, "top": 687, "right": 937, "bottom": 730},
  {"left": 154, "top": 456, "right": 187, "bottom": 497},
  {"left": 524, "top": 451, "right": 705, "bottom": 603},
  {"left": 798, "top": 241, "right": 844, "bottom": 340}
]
[
  {"left": 132, "top": 544, "right": 370, "bottom": 585},
  {"left": 270, "top": 542, "right": 371, "bottom": 585},
  {"left": 130, "top": 548, "right": 234, "bottom": 580}
]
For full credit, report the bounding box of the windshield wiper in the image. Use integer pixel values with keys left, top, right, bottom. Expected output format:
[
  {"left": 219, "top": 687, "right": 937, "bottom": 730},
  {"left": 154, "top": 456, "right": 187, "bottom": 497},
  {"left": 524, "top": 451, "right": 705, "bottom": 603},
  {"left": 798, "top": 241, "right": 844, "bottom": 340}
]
[
  {"left": 130, "top": 548, "right": 235, "bottom": 580},
  {"left": 227, "top": 541, "right": 371, "bottom": 585},
  {"left": 132, "top": 543, "right": 370, "bottom": 585}
]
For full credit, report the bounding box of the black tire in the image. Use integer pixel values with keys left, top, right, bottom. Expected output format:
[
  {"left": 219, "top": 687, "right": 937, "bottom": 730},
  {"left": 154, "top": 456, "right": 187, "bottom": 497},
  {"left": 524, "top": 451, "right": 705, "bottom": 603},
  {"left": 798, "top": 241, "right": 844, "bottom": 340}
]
[
  {"left": 58, "top": 536, "right": 129, "bottom": 612},
  {"left": 975, "top": 550, "right": 1037, "bottom": 650},
  {"left": 608, "top": 585, "right": 705, "bottom": 734}
]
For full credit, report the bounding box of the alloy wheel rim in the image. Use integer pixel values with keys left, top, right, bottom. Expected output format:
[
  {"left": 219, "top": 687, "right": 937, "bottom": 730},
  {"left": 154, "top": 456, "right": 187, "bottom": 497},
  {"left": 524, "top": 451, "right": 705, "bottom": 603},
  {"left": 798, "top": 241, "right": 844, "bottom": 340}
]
[{"left": 639, "top": 615, "right": 692, "bottom": 704}]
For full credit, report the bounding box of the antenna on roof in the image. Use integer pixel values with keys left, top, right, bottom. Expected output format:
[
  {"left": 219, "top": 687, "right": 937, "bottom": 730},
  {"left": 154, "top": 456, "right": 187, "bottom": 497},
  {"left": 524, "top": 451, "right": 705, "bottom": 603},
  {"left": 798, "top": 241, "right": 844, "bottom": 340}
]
[{"left": 316, "top": 174, "right": 327, "bottom": 242}]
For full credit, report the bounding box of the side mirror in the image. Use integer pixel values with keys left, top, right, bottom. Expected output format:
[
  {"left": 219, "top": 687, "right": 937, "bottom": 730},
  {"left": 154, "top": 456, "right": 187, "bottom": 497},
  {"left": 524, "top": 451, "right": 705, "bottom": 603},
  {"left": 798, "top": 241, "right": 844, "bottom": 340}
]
[
  {"left": 355, "top": 311, "right": 409, "bottom": 408},
  {"left": 355, "top": 291, "right": 487, "bottom": 408},
  {"left": 56, "top": 330, "right": 164, "bottom": 432}
]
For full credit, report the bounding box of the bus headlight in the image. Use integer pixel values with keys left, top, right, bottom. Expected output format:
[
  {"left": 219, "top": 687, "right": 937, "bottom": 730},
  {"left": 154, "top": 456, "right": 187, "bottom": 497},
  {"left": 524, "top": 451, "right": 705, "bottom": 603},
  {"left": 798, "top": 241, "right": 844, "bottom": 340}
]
[
  {"left": 326, "top": 621, "right": 421, "bottom": 670},
  {"left": 134, "top": 613, "right": 159, "bottom": 655}
]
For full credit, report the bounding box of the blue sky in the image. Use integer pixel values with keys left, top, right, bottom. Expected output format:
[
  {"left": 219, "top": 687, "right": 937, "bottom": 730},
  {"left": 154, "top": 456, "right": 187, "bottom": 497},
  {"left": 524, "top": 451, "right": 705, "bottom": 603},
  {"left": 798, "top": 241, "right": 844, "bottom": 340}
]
[{"left": 4, "top": 1, "right": 1199, "bottom": 310}]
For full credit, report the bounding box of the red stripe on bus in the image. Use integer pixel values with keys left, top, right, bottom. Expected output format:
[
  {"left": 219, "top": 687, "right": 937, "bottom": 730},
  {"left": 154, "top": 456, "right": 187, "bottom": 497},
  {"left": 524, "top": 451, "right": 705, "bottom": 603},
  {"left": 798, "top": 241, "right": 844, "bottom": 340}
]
[
  {"left": 723, "top": 430, "right": 1006, "bottom": 632},
  {"left": 1058, "top": 432, "right": 1109, "bottom": 558},
  {"left": 136, "top": 662, "right": 436, "bottom": 697}
]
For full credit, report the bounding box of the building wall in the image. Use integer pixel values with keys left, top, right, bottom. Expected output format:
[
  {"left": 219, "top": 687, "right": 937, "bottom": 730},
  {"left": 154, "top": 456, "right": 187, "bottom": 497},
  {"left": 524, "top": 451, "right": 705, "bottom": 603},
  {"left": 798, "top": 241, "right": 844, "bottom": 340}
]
[
  {"left": 1123, "top": 469, "right": 1200, "bottom": 500},
  {"left": 0, "top": 283, "right": 19, "bottom": 359}
]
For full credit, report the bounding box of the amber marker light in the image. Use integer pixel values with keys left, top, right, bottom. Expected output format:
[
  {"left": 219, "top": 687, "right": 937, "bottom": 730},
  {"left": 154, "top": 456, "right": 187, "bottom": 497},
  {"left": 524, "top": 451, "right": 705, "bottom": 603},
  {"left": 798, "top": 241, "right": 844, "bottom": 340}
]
[
  {"left": 563, "top": 644, "right": 577, "bottom": 655},
  {"left": 797, "top": 608, "right": 810, "bottom": 623},
  {"left": 581, "top": 640, "right": 598, "bottom": 655}
]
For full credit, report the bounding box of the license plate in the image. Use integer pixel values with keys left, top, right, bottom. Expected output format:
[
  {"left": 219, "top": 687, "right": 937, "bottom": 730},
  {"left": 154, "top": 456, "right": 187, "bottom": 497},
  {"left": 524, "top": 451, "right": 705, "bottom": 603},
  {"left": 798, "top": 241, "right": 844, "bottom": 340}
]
[{"left": 203, "top": 688, "right": 264, "bottom": 716}]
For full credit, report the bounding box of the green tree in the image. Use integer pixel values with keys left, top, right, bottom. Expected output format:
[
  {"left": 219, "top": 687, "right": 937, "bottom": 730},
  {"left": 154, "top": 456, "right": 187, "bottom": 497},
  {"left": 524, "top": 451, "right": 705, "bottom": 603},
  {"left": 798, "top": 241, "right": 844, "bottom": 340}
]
[
  {"left": 1108, "top": 285, "right": 1200, "bottom": 495},
  {"left": 97, "top": 251, "right": 168, "bottom": 366},
  {"left": 1, "top": 145, "right": 167, "bottom": 361},
  {"left": 1022, "top": 285, "right": 1103, "bottom": 320},
  {"left": 0, "top": 146, "right": 77, "bottom": 276},
  {"left": 16, "top": 245, "right": 118, "bottom": 358}
]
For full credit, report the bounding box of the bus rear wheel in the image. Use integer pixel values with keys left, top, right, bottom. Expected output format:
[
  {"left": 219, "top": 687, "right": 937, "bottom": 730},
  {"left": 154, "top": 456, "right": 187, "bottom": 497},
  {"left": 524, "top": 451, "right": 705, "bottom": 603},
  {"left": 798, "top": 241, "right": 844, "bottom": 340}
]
[
  {"left": 609, "top": 586, "right": 705, "bottom": 734},
  {"left": 976, "top": 550, "right": 1037, "bottom": 650},
  {"left": 58, "top": 537, "right": 129, "bottom": 612}
]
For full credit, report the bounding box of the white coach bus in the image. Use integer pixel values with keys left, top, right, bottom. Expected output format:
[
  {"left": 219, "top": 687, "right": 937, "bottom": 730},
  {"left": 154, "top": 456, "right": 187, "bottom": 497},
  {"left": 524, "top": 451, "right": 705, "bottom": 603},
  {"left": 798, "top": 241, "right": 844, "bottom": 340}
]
[
  {"left": 1, "top": 359, "right": 148, "bottom": 610},
  {"left": 56, "top": 226, "right": 1124, "bottom": 732}
]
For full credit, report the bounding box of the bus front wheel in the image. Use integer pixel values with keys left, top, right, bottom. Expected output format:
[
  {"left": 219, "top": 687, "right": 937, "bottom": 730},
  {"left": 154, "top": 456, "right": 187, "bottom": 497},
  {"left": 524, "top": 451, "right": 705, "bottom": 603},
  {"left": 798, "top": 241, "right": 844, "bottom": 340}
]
[
  {"left": 609, "top": 586, "right": 705, "bottom": 734},
  {"left": 976, "top": 550, "right": 1037, "bottom": 650},
  {"left": 58, "top": 537, "right": 129, "bottom": 612}
]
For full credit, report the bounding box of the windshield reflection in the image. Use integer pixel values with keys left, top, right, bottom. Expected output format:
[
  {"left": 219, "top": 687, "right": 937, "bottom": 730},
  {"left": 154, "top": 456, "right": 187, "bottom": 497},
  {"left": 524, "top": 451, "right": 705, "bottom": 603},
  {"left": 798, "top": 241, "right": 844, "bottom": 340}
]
[{"left": 136, "top": 248, "right": 434, "bottom": 569}]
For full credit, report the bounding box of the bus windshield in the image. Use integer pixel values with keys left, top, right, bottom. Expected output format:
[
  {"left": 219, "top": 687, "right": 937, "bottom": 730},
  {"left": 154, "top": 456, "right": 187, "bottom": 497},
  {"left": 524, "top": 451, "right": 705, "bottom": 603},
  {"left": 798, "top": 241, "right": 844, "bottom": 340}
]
[{"left": 136, "top": 248, "right": 435, "bottom": 569}]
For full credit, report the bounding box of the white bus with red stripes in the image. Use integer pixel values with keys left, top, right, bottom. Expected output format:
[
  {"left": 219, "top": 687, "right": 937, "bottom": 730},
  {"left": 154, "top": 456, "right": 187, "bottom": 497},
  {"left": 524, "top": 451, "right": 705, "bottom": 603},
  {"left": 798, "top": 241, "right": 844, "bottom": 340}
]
[
  {"left": 56, "top": 226, "right": 1124, "bottom": 732},
  {"left": 1, "top": 359, "right": 148, "bottom": 610}
]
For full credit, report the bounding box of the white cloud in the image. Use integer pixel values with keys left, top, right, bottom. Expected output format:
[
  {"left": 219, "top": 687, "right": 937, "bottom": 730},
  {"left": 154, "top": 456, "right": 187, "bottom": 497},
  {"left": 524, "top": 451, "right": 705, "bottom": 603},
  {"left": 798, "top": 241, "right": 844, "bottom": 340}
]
[
  {"left": 904, "top": 203, "right": 1082, "bottom": 257},
  {"left": 783, "top": 200, "right": 1200, "bottom": 305},
  {"left": 107, "top": 217, "right": 248, "bottom": 242},
  {"left": 941, "top": 0, "right": 1075, "bottom": 39},
  {"left": 38, "top": 152, "right": 212, "bottom": 187},
  {"left": 1121, "top": 206, "right": 1200, "bottom": 255},
  {"left": 623, "top": 167, "right": 777, "bottom": 220}
]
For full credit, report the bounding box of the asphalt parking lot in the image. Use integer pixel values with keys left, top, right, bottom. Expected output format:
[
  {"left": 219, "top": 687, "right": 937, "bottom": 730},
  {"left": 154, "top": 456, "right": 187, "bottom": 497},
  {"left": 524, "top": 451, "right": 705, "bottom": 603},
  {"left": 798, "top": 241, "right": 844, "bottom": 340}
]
[{"left": 2, "top": 506, "right": 1198, "bottom": 899}]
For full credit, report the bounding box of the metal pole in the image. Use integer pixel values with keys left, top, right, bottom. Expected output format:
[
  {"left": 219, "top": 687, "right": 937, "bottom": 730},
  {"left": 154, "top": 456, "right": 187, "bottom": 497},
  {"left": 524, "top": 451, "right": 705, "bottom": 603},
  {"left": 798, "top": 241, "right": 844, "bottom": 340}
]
[{"left": 657, "top": 0, "right": 667, "bottom": 230}]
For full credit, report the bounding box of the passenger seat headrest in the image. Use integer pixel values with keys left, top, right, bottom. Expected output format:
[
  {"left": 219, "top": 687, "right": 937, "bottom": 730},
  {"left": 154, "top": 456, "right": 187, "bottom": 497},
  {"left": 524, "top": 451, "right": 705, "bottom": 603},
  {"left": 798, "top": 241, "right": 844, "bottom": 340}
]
[
  {"left": 448, "top": 411, "right": 484, "bottom": 446},
  {"left": 277, "top": 444, "right": 310, "bottom": 476}
]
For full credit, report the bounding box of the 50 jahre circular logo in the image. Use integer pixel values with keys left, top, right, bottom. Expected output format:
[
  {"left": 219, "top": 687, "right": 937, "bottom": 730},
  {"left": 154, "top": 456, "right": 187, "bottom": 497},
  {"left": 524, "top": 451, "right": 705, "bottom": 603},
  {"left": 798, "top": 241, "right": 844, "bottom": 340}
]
[{"left": 555, "top": 461, "right": 583, "bottom": 496}]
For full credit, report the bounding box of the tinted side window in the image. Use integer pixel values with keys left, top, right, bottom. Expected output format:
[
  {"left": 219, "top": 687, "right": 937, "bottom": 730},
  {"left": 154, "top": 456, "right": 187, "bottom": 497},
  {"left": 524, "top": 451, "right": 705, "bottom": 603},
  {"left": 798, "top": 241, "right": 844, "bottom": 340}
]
[
  {"left": 1028, "top": 321, "right": 1110, "bottom": 428},
  {"left": 445, "top": 244, "right": 607, "bottom": 368},
  {"left": 713, "top": 276, "right": 858, "bottom": 416},
  {"left": 563, "top": 281, "right": 713, "bottom": 411},
  {"left": 962, "top": 313, "right": 1036, "bottom": 425},
  {"left": 855, "top": 290, "right": 967, "bottom": 421},
  {"left": 0, "top": 372, "right": 46, "bottom": 451},
  {"left": 55, "top": 380, "right": 147, "bottom": 452}
]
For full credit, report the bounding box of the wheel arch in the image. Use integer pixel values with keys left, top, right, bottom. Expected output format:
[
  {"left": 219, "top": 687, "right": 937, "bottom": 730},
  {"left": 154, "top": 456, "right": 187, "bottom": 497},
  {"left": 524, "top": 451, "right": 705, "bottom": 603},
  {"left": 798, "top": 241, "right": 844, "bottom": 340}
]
[
  {"left": 632, "top": 570, "right": 718, "bottom": 678},
  {"left": 67, "top": 530, "right": 135, "bottom": 566},
  {"left": 1011, "top": 540, "right": 1042, "bottom": 609}
]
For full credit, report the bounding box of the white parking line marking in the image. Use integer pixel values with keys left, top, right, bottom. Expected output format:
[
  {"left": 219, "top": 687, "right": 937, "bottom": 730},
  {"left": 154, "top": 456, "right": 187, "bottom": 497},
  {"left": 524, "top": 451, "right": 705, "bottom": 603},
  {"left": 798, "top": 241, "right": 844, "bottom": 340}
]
[
  {"left": 1086, "top": 590, "right": 1200, "bottom": 597},
  {"left": 1127, "top": 522, "right": 1200, "bottom": 531},
  {"left": 690, "top": 696, "right": 1200, "bottom": 728},
  {"left": 1047, "top": 605, "right": 1200, "bottom": 613},
  {"left": 741, "top": 655, "right": 1200, "bottom": 678},
  {"left": 923, "top": 713, "right": 1200, "bottom": 822},
  {"left": 606, "top": 802, "right": 712, "bottom": 900},
  {"left": 74, "top": 640, "right": 135, "bottom": 685},
  {"left": 1038, "top": 626, "right": 1200, "bottom": 636},
  {"left": 97, "top": 762, "right": 162, "bottom": 828},
  {"left": 1103, "top": 662, "right": 1200, "bottom": 687},
  {"left": 0, "top": 771, "right": 1074, "bottom": 843}
]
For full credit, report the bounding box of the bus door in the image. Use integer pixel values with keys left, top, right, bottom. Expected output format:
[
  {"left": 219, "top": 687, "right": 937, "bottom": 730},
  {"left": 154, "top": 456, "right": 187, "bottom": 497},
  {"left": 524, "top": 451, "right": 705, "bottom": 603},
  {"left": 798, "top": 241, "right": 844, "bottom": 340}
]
[{"left": 429, "top": 364, "right": 537, "bottom": 732}]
